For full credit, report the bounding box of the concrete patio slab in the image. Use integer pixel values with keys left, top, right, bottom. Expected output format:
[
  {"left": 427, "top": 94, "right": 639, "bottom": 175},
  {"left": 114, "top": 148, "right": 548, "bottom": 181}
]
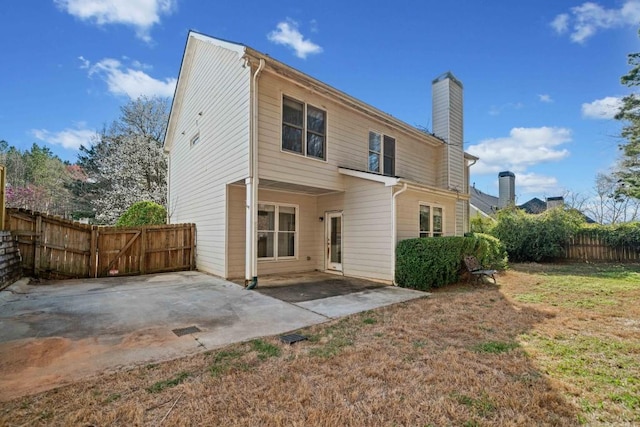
[
  {"left": 0, "top": 271, "right": 426, "bottom": 401},
  {"left": 295, "top": 286, "right": 428, "bottom": 318}
]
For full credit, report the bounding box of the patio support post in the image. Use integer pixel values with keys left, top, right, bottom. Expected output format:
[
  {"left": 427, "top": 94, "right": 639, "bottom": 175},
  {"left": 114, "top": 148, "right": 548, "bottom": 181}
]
[{"left": 245, "top": 57, "right": 265, "bottom": 289}]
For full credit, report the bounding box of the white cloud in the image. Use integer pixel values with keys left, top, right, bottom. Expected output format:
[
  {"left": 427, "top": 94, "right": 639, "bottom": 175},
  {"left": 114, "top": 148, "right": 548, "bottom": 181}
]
[
  {"left": 31, "top": 125, "right": 97, "bottom": 150},
  {"left": 78, "top": 55, "right": 90, "bottom": 69},
  {"left": 538, "top": 94, "right": 553, "bottom": 103},
  {"left": 467, "top": 126, "right": 572, "bottom": 175},
  {"left": 55, "top": 0, "right": 177, "bottom": 42},
  {"left": 581, "top": 96, "right": 623, "bottom": 119},
  {"left": 86, "top": 57, "right": 176, "bottom": 98},
  {"left": 267, "top": 20, "right": 323, "bottom": 59},
  {"left": 488, "top": 102, "right": 524, "bottom": 116},
  {"left": 514, "top": 172, "right": 560, "bottom": 196},
  {"left": 551, "top": 0, "right": 640, "bottom": 43},
  {"left": 551, "top": 13, "right": 569, "bottom": 33}
]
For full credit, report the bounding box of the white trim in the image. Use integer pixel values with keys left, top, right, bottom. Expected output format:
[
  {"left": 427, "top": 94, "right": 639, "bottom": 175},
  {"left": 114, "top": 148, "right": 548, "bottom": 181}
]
[
  {"left": 189, "top": 31, "right": 246, "bottom": 55},
  {"left": 338, "top": 167, "right": 399, "bottom": 186},
  {"left": 257, "top": 201, "right": 299, "bottom": 261},
  {"left": 325, "top": 211, "right": 343, "bottom": 272},
  {"left": 280, "top": 93, "right": 328, "bottom": 162},
  {"left": 419, "top": 201, "right": 445, "bottom": 237}
]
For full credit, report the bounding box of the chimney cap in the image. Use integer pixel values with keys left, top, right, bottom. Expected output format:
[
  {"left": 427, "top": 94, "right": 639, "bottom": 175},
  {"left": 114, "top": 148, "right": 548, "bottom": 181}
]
[
  {"left": 432, "top": 71, "right": 463, "bottom": 88},
  {"left": 546, "top": 196, "right": 564, "bottom": 201},
  {"left": 498, "top": 171, "right": 515, "bottom": 178}
]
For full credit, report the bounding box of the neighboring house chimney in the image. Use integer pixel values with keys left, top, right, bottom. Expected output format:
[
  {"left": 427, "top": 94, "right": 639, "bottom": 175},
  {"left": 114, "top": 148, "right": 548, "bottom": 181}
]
[
  {"left": 546, "top": 196, "right": 564, "bottom": 210},
  {"left": 432, "top": 72, "right": 464, "bottom": 233},
  {"left": 498, "top": 171, "right": 515, "bottom": 208}
]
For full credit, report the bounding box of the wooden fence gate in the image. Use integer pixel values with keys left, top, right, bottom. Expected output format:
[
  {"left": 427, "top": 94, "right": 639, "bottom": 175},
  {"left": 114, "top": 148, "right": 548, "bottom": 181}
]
[{"left": 5, "top": 208, "right": 196, "bottom": 279}]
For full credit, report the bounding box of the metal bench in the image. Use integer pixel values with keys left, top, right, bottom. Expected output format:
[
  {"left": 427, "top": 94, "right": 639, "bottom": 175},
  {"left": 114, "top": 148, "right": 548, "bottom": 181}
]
[{"left": 464, "top": 256, "right": 497, "bottom": 284}]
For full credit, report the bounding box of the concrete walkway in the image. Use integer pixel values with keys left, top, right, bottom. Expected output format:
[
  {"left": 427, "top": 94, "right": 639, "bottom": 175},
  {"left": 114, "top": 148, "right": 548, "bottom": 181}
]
[{"left": 0, "top": 271, "right": 426, "bottom": 401}]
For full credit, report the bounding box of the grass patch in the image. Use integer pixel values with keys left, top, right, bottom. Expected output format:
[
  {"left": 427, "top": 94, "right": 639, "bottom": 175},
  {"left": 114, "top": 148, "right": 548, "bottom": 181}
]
[
  {"left": 471, "top": 341, "right": 519, "bottom": 354},
  {"left": 250, "top": 339, "right": 281, "bottom": 360},
  {"left": 362, "top": 317, "right": 377, "bottom": 325},
  {"left": 209, "top": 349, "right": 246, "bottom": 377},
  {"left": 146, "top": 371, "right": 190, "bottom": 393},
  {"left": 103, "top": 393, "right": 121, "bottom": 404},
  {"left": 307, "top": 319, "right": 355, "bottom": 358},
  {"left": 452, "top": 392, "right": 497, "bottom": 417}
]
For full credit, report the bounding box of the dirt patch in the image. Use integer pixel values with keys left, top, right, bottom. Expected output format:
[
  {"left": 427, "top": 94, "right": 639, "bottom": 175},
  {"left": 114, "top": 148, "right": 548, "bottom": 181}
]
[
  {"left": 0, "top": 328, "right": 186, "bottom": 402},
  {"left": 0, "top": 337, "right": 72, "bottom": 370}
]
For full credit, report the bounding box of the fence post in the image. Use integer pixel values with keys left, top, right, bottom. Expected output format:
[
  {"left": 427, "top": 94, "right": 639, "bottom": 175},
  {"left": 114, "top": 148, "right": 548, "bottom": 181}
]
[
  {"left": 190, "top": 224, "right": 196, "bottom": 270},
  {"left": 90, "top": 226, "right": 98, "bottom": 278},
  {"left": 33, "top": 214, "right": 42, "bottom": 278},
  {"left": 140, "top": 226, "right": 147, "bottom": 275}
]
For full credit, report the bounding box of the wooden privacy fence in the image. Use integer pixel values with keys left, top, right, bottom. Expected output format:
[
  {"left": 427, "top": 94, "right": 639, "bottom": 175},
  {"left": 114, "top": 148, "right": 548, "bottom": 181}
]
[
  {"left": 564, "top": 232, "right": 640, "bottom": 262},
  {"left": 5, "top": 208, "right": 196, "bottom": 279}
]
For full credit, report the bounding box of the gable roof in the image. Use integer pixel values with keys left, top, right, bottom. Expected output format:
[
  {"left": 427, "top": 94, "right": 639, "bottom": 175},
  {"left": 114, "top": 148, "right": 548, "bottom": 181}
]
[
  {"left": 470, "top": 186, "right": 498, "bottom": 217},
  {"left": 519, "top": 197, "right": 547, "bottom": 214},
  {"left": 165, "top": 30, "right": 477, "bottom": 160}
]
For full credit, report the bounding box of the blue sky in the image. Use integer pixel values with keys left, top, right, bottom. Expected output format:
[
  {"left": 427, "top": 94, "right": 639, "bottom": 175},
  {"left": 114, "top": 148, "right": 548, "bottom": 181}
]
[{"left": 1, "top": 0, "right": 638, "bottom": 203}]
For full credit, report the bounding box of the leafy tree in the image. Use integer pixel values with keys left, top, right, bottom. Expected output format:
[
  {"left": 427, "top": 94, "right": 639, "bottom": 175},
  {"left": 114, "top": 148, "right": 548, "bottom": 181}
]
[
  {"left": 78, "top": 96, "right": 169, "bottom": 224},
  {"left": 615, "top": 30, "right": 640, "bottom": 199},
  {"left": 3, "top": 143, "right": 73, "bottom": 215},
  {"left": 116, "top": 201, "right": 166, "bottom": 226}
]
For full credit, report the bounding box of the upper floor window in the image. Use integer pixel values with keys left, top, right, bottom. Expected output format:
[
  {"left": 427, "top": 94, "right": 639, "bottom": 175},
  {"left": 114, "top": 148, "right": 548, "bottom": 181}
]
[
  {"left": 420, "top": 204, "right": 443, "bottom": 237},
  {"left": 282, "top": 96, "right": 326, "bottom": 160},
  {"left": 368, "top": 131, "right": 395, "bottom": 176}
]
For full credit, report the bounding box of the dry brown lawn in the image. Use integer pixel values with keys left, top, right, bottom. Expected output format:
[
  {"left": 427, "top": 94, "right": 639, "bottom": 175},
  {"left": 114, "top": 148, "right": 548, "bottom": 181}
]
[{"left": 1, "top": 263, "right": 639, "bottom": 426}]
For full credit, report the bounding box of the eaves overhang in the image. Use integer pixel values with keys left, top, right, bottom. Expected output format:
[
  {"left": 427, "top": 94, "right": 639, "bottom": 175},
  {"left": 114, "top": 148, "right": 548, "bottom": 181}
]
[{"left": 338, "top": 167, "right": 469, "bottom": 200}]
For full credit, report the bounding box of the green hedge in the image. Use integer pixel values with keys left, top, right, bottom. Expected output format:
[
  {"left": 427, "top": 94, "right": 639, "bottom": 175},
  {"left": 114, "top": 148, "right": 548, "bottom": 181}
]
[
  {"left": 490, "top": 207, "right": 584, "bottom": 262},
  {"left": 395, "top": 234, "right": 507, "bottom": 290},
  {"left": 116, "top": 201, "right": 167, "bottom": 227}
]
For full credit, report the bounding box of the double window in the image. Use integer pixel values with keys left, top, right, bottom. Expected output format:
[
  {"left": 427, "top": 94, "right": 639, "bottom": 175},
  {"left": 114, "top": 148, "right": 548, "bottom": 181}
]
[
  {"left": 368, "top": 131, "right": 395, "bottom": 176},
  {"left": 258, "top": 203, "right": 297, "bottom": 259},
  {"left": 419, "top": 204, "right": 443, "bottom": 237},
  {"left": 282, "top": 96, "right": 326, "bottom": 160}
]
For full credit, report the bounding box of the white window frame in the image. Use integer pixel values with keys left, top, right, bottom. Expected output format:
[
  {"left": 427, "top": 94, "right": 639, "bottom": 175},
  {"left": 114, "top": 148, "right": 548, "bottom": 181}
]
[
  {"left": 419, "top": 202, "right": 444, "bottom": 238},
  {"left": 281, "top": 95, "right": 327, "bottom": 161},
  {"left": 257, "top": 202, "right": 299, "bottom": 261},
  {"left": 368, "top": 130, "right": 395, "bottom": 176}
]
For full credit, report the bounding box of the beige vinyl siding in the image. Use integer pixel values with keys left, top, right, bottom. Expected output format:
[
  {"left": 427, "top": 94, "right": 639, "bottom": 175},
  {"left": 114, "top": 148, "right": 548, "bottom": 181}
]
[
  {"left": 341, "top": 177, "right": 393, "bottom": 282},
  {"left": 257, "top": 71, "right": 441, "bottom": 191},
  {"left": 396, "top": 189, "right": 457, "bottom": 242},
  {"left": 226, "top": 186, "right": 320, "bottom": 278},
  {"left": 167, "top": 38, "right": 250, "bottom": 277}
]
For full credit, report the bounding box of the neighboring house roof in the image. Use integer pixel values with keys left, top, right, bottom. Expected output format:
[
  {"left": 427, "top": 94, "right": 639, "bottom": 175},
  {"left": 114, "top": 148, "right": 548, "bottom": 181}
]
[
  {"left": 470, "top": 186, "right": 498, "bottom": 217},
  {"left": 519, "top": 197, "right": 547, "bottom": 214}
]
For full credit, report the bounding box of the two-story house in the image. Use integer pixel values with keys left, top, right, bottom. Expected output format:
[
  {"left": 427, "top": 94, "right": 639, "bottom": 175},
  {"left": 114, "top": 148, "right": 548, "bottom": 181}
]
[{"left": 164, "top": 31, "right": 478, "bottom": 287}]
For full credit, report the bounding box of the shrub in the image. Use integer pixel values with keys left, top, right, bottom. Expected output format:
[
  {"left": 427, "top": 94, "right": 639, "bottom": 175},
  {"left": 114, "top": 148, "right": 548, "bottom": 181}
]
[
  {"left": 490, "top": 206, "right": 584, "bottom": 262},
  {"left": 473, "top": 233, "right": 508, "bottom": 270},
  {"left": 116, "top": 201, "right": 166, "bottom": 227},
  {"left": 470, "top": 213, "right": 495, "bottom": 234},
  {"left": 395, "top": 235, "right": 507, "bottom": 290}
]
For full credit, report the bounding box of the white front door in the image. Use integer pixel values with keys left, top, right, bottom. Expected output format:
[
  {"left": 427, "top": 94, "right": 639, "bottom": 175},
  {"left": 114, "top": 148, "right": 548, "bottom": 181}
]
[{"left": 326, "top": 212, "right": 343, "bottom": 272}]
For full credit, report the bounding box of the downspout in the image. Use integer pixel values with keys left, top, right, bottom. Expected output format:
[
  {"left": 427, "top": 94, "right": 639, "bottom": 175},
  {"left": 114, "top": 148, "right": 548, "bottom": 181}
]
[
  {"left": 391, "top": 183, "right": 408, "bottom": 285},
  {"left": 245, "top": 57, "right": 265, "bottom": 290}
]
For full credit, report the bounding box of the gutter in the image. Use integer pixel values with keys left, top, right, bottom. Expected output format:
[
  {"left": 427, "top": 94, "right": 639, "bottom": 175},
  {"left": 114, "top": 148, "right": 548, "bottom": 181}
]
[
  {"left": 391, "top": 183, "right": 408, "bottom": 285},
  {"left": 245, "top": 57, "right": 265, "bottom": 290}
]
